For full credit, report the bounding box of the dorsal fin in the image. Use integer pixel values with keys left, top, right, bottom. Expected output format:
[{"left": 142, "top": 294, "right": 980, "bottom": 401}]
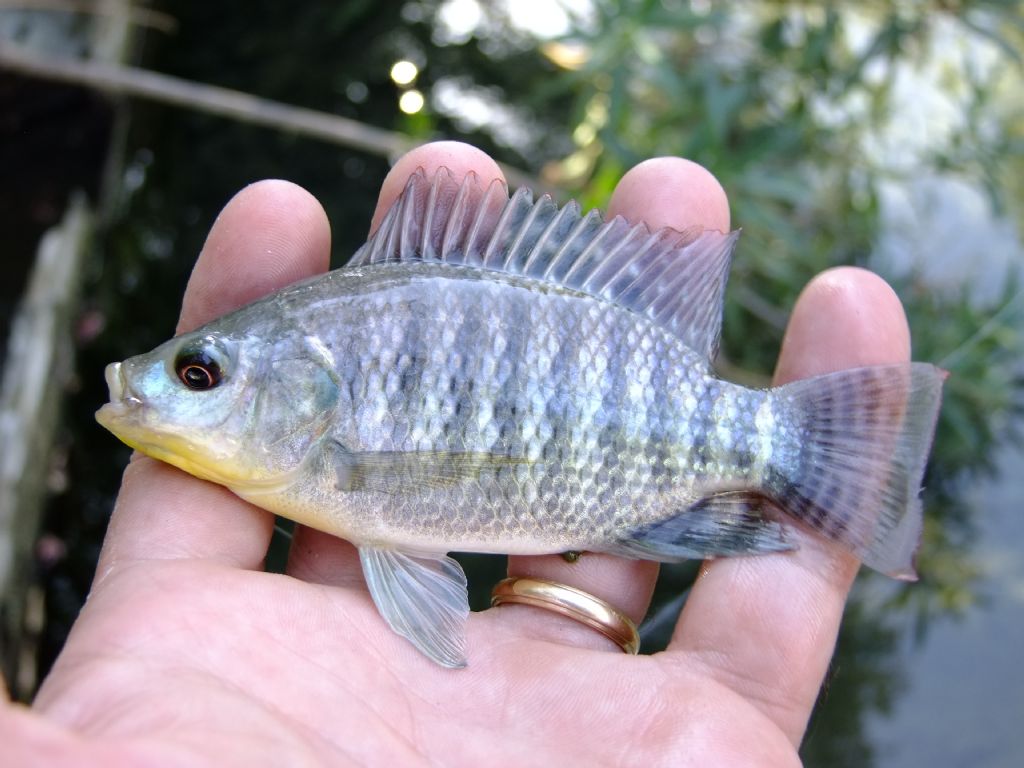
[{"left": 350, "top": 167, "right": 739, "bottom": 359}]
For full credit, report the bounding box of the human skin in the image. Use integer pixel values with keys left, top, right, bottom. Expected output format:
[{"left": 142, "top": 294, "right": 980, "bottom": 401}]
[{"left": 0, "top": 141, "right": 911, "bottom": 766}]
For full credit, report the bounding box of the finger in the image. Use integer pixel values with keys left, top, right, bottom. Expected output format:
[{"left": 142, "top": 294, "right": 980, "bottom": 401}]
[
  {"left": 285, "top": 141, "right": 505, "bottom": 585},
  {"left": 668, "top": 267, "right": 911, "bottom": 746},
  {"left": 501, "top": 157, "right": 732, "bottom": 652},
  {"left": 369, "top": 140, "right": 505, "bottom": 235},
  {"left": 285, "top": 526, "right": 365, "bottom": 588},
  {"left": 178, "top": 180, "right": 332, "bottom": 333},
  {"left": 99, "top": 181, "right": 331, "bottom": 573}
]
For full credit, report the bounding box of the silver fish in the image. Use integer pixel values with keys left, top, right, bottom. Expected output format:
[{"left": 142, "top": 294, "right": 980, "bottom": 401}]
[{"left": 96, "top": 169, "right": 945, "bottom": 667}]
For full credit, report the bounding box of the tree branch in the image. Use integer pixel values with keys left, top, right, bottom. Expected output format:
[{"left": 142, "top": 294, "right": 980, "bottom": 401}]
[{"left": 0, "top": 42, "right": 539, "bottom": 189}]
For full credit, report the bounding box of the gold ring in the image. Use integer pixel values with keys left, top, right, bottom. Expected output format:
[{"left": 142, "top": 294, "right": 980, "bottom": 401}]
[{"left": 490, "top": 577, "right": 640, "bottom": 655}]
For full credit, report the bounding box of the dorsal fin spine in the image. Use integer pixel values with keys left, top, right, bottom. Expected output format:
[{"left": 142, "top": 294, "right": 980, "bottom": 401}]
[
  {"left": 586, "top": 226, "right": 662, "bottom": 300},
  {"left": 372, "top": 201, "right": 399, "bottom": 263},
  {"left": 394, "top": 189, "right": 411, "bottom": 263},
  {"left": 593, "top": 224, "right": 652, "bottom": 294},
  {"left": 612, "top": 238, "right": 670, "bottom": 305},
  {"left": 504, "top": 194, "right": 548, "bottom": 273},
  {"left": 564, "top": 218, "right": 634, "bottom": 291},
  {"left": 420, "top": 169, "right": 442, "bottom": 260},
  {"left": 540, "top": 201, "right": 585, "bottom": 281},
  {"left": 483, "top": 187, "right": 529, "bottom": 268},
  {"left": 466, "top": 178, "right": 507, "bottom": 265},
  {"left": 627, "top": 231, "right": 694, "bottom": 309},
  {"left": 653, "top": 257, "right": 700, "bottom": 316},
  {"left": 521, "top": 197, "right": 573, "bottom": 277},
  {"left": 385, "top": 191, "right": 407, "bottom": 263},
  {"left": 558, "top": 212, "right": 609, "bottom": 286},
  {"left": 441, "top": 172, "right": 473, "bottom": 261}
]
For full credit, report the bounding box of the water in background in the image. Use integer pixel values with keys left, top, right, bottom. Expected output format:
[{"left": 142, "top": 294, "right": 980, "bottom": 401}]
[{"left": 867, "top": 443, "right": 1024, "bottom": 768}]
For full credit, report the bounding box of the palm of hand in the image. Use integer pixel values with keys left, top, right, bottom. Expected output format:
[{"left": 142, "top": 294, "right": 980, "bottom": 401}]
[
  {"left": 9, "top": 142, "right": 911, "bottom": 766},
  {"left": 37, "top": 502, "right": 795, "bottom": 766}
]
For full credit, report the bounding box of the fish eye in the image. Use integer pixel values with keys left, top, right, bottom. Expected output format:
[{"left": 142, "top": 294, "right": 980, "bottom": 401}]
[{"left": 174, "top": 341, "right": 226, "bottom": 391}]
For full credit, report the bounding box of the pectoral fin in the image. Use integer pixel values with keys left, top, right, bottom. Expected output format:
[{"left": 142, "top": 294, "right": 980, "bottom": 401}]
[
  {"left": 333, "top": 442, "right": 530, "bottom": 495},
  {"left": 607, "top": 492, "right": 794, "bottom": 562},
  {"left": 359, "top": 547, "right": 470, "bottom": 668}
]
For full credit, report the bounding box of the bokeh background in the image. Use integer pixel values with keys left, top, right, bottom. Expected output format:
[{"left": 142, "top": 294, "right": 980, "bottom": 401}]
[{"left": 1, "top": 2, "right": 1022, "bottom": 765}]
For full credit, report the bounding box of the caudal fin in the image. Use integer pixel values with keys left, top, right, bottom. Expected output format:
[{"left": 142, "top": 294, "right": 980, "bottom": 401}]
[{"left": 767, "top": 363, "right": 945, "bottom": 579}]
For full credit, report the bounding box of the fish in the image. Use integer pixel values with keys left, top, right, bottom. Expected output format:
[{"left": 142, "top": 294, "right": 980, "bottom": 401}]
[{"left": 96, "top": 168, "right": 945, "bottom": 668}]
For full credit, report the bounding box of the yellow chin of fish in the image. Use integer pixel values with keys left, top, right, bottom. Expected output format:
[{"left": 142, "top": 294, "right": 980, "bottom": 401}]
[
  {"left": 97, "top": 405, "right": 298, "bottom": 494},
  {"left": 97, "top": 414, "right": 247, "bottom": 490},
  {"left": 117, "top": 431, "right": 252, "bottom": 487}
]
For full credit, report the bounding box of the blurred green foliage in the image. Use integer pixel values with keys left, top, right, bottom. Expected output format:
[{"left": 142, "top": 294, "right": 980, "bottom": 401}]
[{"left": 34, "top": 1, "right": 1024, "bottom": 766}]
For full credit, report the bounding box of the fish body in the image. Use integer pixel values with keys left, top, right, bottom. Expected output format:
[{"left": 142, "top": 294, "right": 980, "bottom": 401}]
[
  {"left": 239, "top": 262, "right": 766, "bottom": 554},
  {"left": 97, "top": 170, "right": 945, "bottom": 667}
]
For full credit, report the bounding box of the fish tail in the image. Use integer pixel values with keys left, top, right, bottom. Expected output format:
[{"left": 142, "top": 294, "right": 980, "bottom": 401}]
[{"left": 766, "top": 363, "right": 946, "bottom": 579}]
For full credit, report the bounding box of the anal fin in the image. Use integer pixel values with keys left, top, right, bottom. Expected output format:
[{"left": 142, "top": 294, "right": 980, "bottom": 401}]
[
  {"left": 359, "top": 547, "right": 470, "bottom": 668},
  {"left": 607, "top": 492, "right": 794, "bottom": 562}
]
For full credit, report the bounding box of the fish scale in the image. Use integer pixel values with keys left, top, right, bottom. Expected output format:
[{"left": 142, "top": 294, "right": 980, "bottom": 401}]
[{"left": 96, "top": 168, "right": 945, "bottom": 667}]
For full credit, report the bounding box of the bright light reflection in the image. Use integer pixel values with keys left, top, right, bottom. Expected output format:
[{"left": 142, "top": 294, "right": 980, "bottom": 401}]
[
  {"left": 399, "top": 89, "right": 425, "bottom": 114},
  {"left": 389, "top": 59, "right": 417, "bottom": 85},
  {"left": 390, "top": 60, "right": 419, "bottom": 86}
]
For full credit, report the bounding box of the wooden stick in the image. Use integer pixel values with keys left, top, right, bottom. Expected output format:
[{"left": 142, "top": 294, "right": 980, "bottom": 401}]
[
  {"left": 0, "top": 195, "right": 91, "bottom": 697},
  {"left": 0, "top": 42, "right": 540, "bottom": 189},
  {"left": 0, "top": 1, "right": 178, "bottom": 34}
]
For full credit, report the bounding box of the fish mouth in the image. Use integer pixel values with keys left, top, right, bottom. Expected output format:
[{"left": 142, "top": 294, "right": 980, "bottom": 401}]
[
  {"left": 95, "top": 362, "right": 143, "bottom": 429},
  {"left": 104, "top": 362, "right": 126, "bottom": 401}
]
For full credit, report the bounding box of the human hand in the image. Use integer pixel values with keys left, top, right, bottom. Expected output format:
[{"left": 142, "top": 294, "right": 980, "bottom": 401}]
[{"left": 2, "top": 141, "right": 911, "bottom": 766}]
